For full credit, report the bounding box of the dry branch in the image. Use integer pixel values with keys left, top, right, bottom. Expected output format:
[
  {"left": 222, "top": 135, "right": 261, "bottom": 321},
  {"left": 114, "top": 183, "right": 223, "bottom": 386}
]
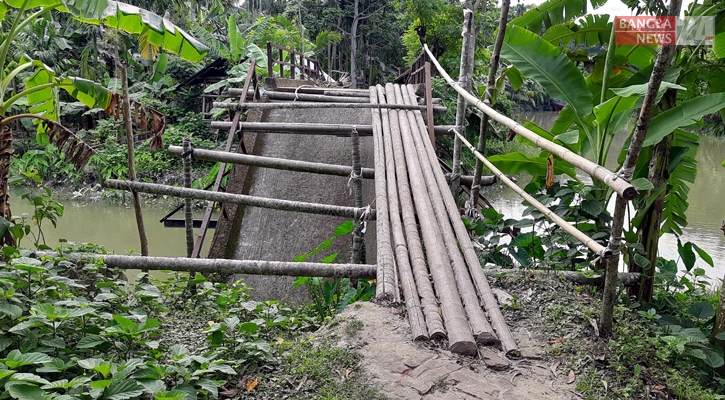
[
  {"left": 104, "top": 179, "right": 375, "bottom": 220},
  {"left": 103, "top": 255, "right": 376, "bottom": 278}
]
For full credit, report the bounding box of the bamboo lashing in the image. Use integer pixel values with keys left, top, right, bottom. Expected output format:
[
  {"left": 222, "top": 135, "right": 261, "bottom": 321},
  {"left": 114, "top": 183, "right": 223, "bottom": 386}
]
[
  {"left": 104, "top": 255, "right": 376, "bottom": 278},
  {"left": 422, "top": 44, "right": 638, "bottom": 201},
  {"left": 104, "top": 179, "right": 375, "bottom": 220},
  {"left": 452, "top": 129, "right": 607, "bottom": 256},
  {"left": 402, "top": 84, "right": 519, "bottom": 355},
  {"left": 392, "top": 84, "right": 498, "bottom": 346},
  {"left": 375, "top": 85, "right": 441, "bottom": 339}
]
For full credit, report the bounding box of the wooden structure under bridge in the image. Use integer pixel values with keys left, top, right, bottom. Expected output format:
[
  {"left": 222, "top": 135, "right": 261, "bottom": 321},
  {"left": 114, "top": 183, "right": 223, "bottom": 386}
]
[{"left": 103, "top": 42, "right": 638, "bottom": 357}]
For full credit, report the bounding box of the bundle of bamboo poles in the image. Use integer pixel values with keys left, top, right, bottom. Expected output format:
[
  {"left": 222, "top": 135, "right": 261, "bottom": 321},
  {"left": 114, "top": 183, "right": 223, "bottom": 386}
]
[{"left": 369, "top": 83, "right": 518, "bottom": 356}]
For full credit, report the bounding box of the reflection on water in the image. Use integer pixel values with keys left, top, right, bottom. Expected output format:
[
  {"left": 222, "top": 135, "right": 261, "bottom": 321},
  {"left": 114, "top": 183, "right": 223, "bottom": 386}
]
[
  {"left": 490, "top": 111, "right": 725, "bottom": 280},
  {"left": 9, "top": 194, "right": 198, "bottom": 256}
]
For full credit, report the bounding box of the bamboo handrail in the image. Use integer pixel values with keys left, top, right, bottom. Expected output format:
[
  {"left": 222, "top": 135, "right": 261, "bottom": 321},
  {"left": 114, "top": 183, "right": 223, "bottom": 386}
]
[
  {"left": 208, "top": 121, "right": 458, "bottom": 136},
  {"left": 104, "top": 179, "right": 375, "bottom": 220},
  {"left": 104, "top": 255, "right": 376, "bottom": 278},
  {"left": 453, "top": 129, "right": 607, "bottom": 256},
  {"left": 211, "top": 101, "right": 447, "bottom": 113},
  {"left": 422, "top": 44, "right": 638, "bottom": 201}
]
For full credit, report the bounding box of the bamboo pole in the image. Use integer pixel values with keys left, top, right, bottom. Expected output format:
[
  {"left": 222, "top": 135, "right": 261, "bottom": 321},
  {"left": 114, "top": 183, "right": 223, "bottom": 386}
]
[
  {"left": 422, "top": 44, "right": 638, "bottom": 201},
  {"left": 182, "top": 137, "right": 194, "bottom": 258},
  {"left": 209, "top": 121, "right": 458, "bottom": 136},
  {"left": 385, "top": 83, "right": 476, "bottom": 356},
  {"left": 376, "top": 85, "right": 442, "bottom": 339},
  {"left": 229, "top": 88, "right": 369, "bottom": 103},
  {"left": 212, "top": 101, "right": 448, "bottom": 113},
  {"left": 471, "top": 0, "right": 509, "bottom": 203},
  {"left": 600, "top": 0, "right": 682, "bottom": 335},
  {"left": 453, "top": 130, "right": 606, "bottom": 255},
  {"left": 168, "top": 146, "right": 376, "bottom": 179},
  {"left": 481, "top": 269, "right": 642, "bottom": 286},
  {"left": 167, "top": 146, "right": 487, "bottom": 185},
  {"left": 393, "top": 85, "right": 497, "bottom": 346},
  {"left": 104, "top": 179, "right": 375, "bottom": 220},
  {"left": 350, "top": 127, "right": 366, "bottom": 270},
  {"left": 120, "top": 65, "right": 149, "bottom": 257},
  {"left": 103, "top": 255, "right": 376, "bottom": 278},
  {"left": 404, "top": 84, "right": 519, "bottom": 355},
  {"left": 368, "top": 90, "right": 398, "bottom": 302}
]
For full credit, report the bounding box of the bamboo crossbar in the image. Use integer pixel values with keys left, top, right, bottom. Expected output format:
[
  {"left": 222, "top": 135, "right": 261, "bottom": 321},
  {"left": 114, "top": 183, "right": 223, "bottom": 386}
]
[
  {"left": 482, "top": 269, "right": 641, "bottom": 286},
  {"left": 103, "top": 255, "right": 376, "bottom": 278},
  {"left": 422, "top": 44, "right": 637, "bottom": 201},
  {"left": 104, "top": 179, "right": 376, "bottom": 220},
  {"left": 167, "top": 146, "right": 376, "bottom": 178},
  {"left": 211, "top": 101, "right": 447, "bottom": 113},
  {"left": 229, "top": 89, "right": 368, "bottom": 104},
  {"left": 453, "top": 129, "right": 607, "bottom": 256},
  {"left": 208, "top": 121, "right": 458, "bottom": 136}
]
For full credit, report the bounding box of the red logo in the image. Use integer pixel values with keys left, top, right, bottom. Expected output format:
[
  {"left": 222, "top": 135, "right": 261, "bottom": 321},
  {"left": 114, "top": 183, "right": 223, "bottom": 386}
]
[{"left": 615, "top": 16, "right": 676, "bottom": 45}]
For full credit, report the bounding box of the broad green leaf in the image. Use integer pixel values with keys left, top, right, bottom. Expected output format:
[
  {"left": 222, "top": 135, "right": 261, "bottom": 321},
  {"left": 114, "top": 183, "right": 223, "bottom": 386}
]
[
  {"left": 630, "top": 178, "right": 654, "bottom": 191},
  {"left": 679, "top": 327, "right": 706, "bottom": 340},
  {"left": 688, "top": 301, "right": 714, "bottom": 320},
  {"left": 90, "top": 380, "right": 113, "bottom": 389},
  {"left": 716, "top": 331, "right": 725, "bottom": 340},
  {"left": 678, "top": 240, "right": 696, "bottom": 272},
  {"left": 197, "top": 379, "right": 218, "bottom": 399},
  {"left": 580, "top": 198, "right": 602, "bottom": 216},
  {"left": 2, "top": 351, "right": 52, "bottom": 369},
  {"left": 238, "top": 322, "right": 258, "bottom": 334},
  {"left": 543, "top": 15, "right": 610, "bottom": 47},
  {"left": 334, "top": 221, "right": 354, "bottom": 237},
  {"left": 511, "top": 0, "right": 606, "bottom": 31},
  {"left": 703, "top": 349, "right": 724, "bottom": 369},
  {"left": 337, "top": 287, "right": 357, "bottom": 313},
  {"left": 10, "top": 373, "right": 51, "bottom": 386},
  {"left": 488, "top": 152, "right": 576, "bottom": 177},
  {"left": 6, "top": 383, "right": 45, "bottom": 400},
  {"left": 715, "top": 31, "right": 725, "bottom": 58},
  {"left": 644, "top": 93, "right": 725, "bottom": 147},
  {"left": 0, "top": 301, "right": 23, "bottom": 318},
  {"left": 691, "top": 243, "right": 714, "bottom": 267},
  {"left": 104, "top": 380, "right": 145, "bottom": 400},
  {"left": 0, "top": 369, "right": 17, "bottom": 379},
  {"left": 610, "top": 81, "right": 685, "bottom": 99},
  {"left": 501, "top": 25, "right": 592, "bottom": 123}
]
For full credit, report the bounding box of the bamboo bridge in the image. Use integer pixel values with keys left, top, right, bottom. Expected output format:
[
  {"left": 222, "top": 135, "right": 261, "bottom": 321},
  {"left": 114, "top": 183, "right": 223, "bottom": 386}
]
[{"left": 103, "top": 43, "right": 637, "bottom": 357}]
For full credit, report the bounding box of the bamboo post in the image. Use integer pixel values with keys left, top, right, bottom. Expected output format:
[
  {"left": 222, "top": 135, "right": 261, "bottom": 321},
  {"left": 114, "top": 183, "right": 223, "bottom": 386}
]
[
  {"left": 370, "top": 87, "right": 424, "bottom": 335},
  {"left": 104, "top": 255, "right": 376, "bottom": 278},
  {"left": 267, "top": 42, "right": 274, "bottom": 78},
  {"left": 422, "top": 44, "right": 637, "bottom": 200},
  {"left": 403, "top": 84, "right": 519, "bottom": 355},
  {"left": 471, "top": 0, "right": 509, "bottom": 203},
  {"left": 350, "top": 127, "right": 366, "bottom": 287},
  {"left": 393, "top": 85, "right": 497, "bottom": 346},
  {"left": 424, "top": 62, "right": 435, "bottom": 146},
  {"left": 279, "top": 48, "right": 284, "bottom": 77},
  {"left": 385, "top": 83, "right": 476, "bottom": 356},
  {"left": 120, "top": 65, "right": 149, "bottom": 257},
  {"left": 104, "top": 179, "right": 375, "bottom": 220},
  {"left": 600, "top": 0, "right": 682, "bottom": 335},
  {"left": 377, "top": 84, "right": 444, "bottom": 339},
  {"left": 451, "top": 6, "right": 476, "bottom": 198},
  {"left": 182, "top": 137, "right": 194, "bottom": 258}
]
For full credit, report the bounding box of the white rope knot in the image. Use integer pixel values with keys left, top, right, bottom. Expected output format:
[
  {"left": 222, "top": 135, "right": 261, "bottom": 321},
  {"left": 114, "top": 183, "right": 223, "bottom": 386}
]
[
  {"left": 347, "top": 170, "right": 363, "bottom": 195},
  {"left": 358, "top": 204, "right": 373, "bottom": 234},
  {"left": 614, "top": 165, "right": 636, "bottom": 183},
  {"left": 293, "top": 85, "right": 312, "bottom": 101}
]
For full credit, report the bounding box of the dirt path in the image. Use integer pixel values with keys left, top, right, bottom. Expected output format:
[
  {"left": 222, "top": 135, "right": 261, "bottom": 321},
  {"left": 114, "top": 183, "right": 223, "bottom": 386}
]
[{"left": 325, "top": 302, "right": 578, "bottom": 400}]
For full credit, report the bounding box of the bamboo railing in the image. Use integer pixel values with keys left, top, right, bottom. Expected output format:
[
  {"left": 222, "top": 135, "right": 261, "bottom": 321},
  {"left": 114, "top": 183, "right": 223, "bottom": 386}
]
[
  {"left": 267, "top": 42, "right": 323, "bottom": 80},
  {"left": 422, "top": 44, "right": 638, "bottom": 201}
]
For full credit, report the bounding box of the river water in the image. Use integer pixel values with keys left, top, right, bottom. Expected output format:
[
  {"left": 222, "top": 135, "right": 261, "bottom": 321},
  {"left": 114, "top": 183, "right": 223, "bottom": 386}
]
[
  {"left": 491, "top": 111, "right": 725, "bottom": 281},
  {"left": 9, "top": 114, "right": 724, "bottom": 281}
]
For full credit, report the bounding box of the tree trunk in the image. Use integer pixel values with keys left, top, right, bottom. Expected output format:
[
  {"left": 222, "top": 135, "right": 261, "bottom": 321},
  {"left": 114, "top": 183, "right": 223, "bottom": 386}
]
[
  {"left": 599, "top": 0, "right": 682, "bottom": 335},
  {"left": 120, "top": 65, "right": 149, "bottom": 257},
  {"left": 350, "top": 0, "right": 359, "bottom": 88}
]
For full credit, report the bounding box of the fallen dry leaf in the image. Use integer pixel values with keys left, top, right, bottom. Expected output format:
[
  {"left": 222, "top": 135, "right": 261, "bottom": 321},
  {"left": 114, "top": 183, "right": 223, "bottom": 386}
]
[
  {"left": 548, "top": 338, "right": 568, "bottom": 344},
  {"left": 246, "top": 378, "right": 258, "bottom": 393},
  {"left": 345, "top": 367, "right": 354, "bottom": 379},
  {"left": 654, "top": 385, "right": 666, "bottom": 390},
  {"left": 567, "top": 370, "right": 575, "bottom": 384},
  {"left": 550, "top": 357, "right": 563, "bottom": 377}
]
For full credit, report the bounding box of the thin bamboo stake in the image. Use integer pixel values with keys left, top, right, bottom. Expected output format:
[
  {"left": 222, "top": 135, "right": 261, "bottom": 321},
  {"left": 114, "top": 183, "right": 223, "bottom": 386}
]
[
  {"left": 104, "top": 179, "right": 375, "bottom": 220},
  {"left": 394, "top": 85, "right": 497, "bottom": 346},
  {"left": 423, "top": 44, "right": 638, "bottom": 201},
  {"left": 600, "top": 0, "right": 682, "bottom": 335},
  {"left": 209, "top": 121, "right": 458, "bottom": 136},
  {"left": 182, "top": 137, "right": 194, "bottom": 258},
  {"left": 385, "top": 83, "right": 476, "bottom": 356},
  {"left": 471, "top": 0, "right": 510, "bottom": 203},
  {"left": 454, "top": 130, "right": 606, "bottom": 255},
  {"left": 403, "top": 84, "right": 518, "bottom": 355},
  {"left": 167, "top": 146, "right": 376, "bottom": 179},
  {"left": 376, "top": 85, "right": 441, "bottom": 338},
  {"left": 120, "top": 65, "right": 149, "bottom": 257},
  {"left": 104, "top": 255, "right": 376, "bottom": 278},
  {"left": 212, "top": 101, "right": 448, "bottom": 113}
]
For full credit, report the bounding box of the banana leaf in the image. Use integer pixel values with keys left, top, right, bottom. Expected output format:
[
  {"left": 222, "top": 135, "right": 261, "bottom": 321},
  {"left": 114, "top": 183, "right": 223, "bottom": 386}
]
[
  {"left": 643, "top": 93, "right": 725, "bottom": 147},
  {"left": 501, "top": 25, "right": 593, "bottom": 122},
  {"left": 510, "top": 0, "right": 606, "bottom": 31},
  {"left": 488, "top": 152, "right": 576, "bottom": 177}
]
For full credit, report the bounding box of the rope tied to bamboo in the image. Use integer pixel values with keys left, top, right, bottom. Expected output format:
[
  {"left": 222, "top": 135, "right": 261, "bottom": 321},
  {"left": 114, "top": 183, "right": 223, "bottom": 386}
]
[
  {"left": 446, "top": 172, "right": 461, "bottom": 184},
  {"left": 357, "top": 203, "right": 373, "bottom": 234},
  {"left": 614, "top": 165, "right": 636, "bottom": 183},
  {"left": 181, "top": 145, "right": 195, "bottom": 160}
]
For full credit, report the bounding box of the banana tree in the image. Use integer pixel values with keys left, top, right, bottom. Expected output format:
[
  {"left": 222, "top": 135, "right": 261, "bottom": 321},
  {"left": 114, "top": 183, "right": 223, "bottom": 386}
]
[{"left": 0, "top": 0, "right": 208, "bottom": 245}]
